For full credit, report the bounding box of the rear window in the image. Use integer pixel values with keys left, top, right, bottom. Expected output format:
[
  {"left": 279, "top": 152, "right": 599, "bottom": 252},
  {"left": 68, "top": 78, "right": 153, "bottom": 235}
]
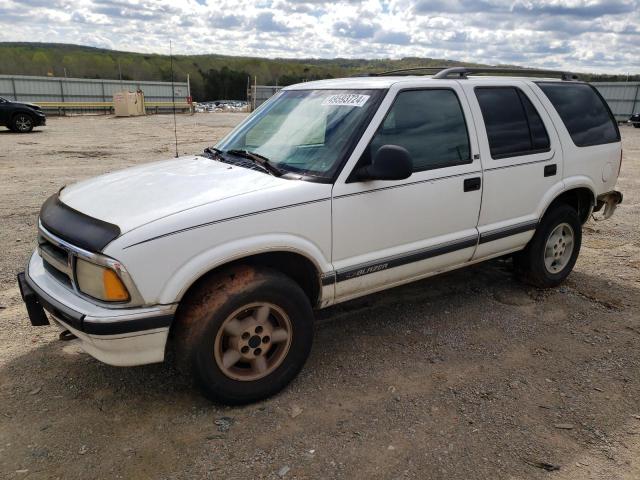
[
  {"left": 536, "top": 82, "right": 620, "bottom": 147},
  {"left": 475, "top": 87, "right": 550, "bottom": 159}
]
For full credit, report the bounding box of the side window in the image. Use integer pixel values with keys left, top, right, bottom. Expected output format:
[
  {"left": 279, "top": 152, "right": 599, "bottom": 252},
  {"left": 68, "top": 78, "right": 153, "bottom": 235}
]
[
  {"left": 475, "top": 87, "right": 551, "bottom": 159},
  {"left": 536, "top": 82, "right": 620, "bottom": 147},
  {"left": 368, "top": 89, "right": 471, "bottom": 172}
]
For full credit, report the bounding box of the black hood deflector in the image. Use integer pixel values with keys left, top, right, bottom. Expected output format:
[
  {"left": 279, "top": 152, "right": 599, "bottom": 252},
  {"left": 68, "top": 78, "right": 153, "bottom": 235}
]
[{"left": 39, "top": 194, "right": 121, "bottom": 252}]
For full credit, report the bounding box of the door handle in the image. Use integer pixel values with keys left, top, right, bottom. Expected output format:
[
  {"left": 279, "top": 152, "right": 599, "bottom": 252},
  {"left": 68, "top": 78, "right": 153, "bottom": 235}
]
[
  {"left": 464, "top": 177, "right": 481, "bottom": 192},
  {"left": 544, "top": 164, "right": 557, "bottom": 177}
]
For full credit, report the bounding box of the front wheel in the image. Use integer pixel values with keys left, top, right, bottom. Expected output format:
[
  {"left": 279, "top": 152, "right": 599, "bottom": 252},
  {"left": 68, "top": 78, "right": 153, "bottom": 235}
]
[
  {"left": 514, "top": 204, "right": 582, "bottom": 288},
  {"left": 173, "top": 266, "right": 314, "bottom": 404},
  {"left": 12, "top": 113, "right": 34, "bottom": 133}
]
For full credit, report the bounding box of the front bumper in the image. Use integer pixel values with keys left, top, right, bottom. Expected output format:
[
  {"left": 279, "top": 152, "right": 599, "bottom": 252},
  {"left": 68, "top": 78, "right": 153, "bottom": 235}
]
[{"left": 17, "top": 252, "right": 175, "bottom": 366}]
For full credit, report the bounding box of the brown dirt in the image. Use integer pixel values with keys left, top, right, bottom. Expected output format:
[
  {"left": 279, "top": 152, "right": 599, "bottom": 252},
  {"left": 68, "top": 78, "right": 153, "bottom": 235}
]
[{"left": 1, "top": 114, "right": 639, "bottom": 479}]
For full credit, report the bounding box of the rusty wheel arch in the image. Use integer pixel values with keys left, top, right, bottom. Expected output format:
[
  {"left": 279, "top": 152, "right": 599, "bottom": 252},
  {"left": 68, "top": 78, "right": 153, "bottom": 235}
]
[{"left": 176, "top": 251, "right": 322, "bottom": 312}]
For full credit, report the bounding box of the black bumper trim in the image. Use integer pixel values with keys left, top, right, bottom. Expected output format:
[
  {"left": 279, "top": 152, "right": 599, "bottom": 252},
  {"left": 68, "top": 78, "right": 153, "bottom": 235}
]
[
  {"left": 20, "top": 268, "right": 173, "bottom": 336},
  {"left": 17, "top": 272, "right": 50, "bottom": 326},
  {"left": 82, "top": 315, "right": 173, "bottom": 336},
  {"left": 23, "top": 267, "right": 84, "bottom": 329}
]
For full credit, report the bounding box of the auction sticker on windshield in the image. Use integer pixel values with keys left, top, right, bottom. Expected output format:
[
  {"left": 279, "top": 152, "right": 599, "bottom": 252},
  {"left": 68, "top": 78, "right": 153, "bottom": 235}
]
[{"left": 321, "top": 94, "right": 370, "bottom": 108}]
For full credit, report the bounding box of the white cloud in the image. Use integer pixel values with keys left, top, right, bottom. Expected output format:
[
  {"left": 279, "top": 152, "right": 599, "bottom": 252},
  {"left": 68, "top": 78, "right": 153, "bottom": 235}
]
[{"left": 0, "top": 0, "right": 638, "bottom": 73}]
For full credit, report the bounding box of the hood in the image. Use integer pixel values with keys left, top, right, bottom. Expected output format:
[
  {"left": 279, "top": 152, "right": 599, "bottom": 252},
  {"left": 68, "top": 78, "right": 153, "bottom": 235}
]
[{"left": 59, "top": 155, "right": 287, "bottom": 233}]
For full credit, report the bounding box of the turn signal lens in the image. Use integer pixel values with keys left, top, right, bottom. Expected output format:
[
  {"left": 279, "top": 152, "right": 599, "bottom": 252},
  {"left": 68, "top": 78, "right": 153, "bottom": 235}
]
[
  {"left": 103, "top": 269, "right": 130, "bottom": 301},
  {"left": 76, "top": 259, "right": 130, "bottom": 302}
]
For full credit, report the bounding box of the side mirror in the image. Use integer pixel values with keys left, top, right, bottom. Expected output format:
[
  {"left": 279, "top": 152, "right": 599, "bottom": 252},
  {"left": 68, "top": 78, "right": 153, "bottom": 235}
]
[{"left": 354, "top": 145, "right": 413, "bottom": 181}]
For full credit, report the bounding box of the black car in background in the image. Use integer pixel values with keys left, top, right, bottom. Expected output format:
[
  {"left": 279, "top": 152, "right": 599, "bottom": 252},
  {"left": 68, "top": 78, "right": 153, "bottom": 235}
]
[
  {"left": 0, "top": 96, "right": 46, "bottom": 133},
  {"left": 630, "top": 112, "right": 640, "bottom": 128}
]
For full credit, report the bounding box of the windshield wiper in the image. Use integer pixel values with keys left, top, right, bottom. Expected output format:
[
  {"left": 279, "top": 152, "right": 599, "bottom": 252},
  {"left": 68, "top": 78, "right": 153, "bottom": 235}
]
[
  {"left": 225, "top": 149, "right": 284, "bottom": 177},
  {"left": 203, "top": 146, "right": 224, "bottom": 158}
]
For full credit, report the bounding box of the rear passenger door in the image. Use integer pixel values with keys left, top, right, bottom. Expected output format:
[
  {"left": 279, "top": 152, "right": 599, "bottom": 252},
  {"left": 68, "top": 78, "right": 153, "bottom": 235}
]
[
  {"left": 331, "top": 83, "right": 482, "bottom": 301},
  {"left": 462, "top": 82, "right": 563, "bottom": 260}
]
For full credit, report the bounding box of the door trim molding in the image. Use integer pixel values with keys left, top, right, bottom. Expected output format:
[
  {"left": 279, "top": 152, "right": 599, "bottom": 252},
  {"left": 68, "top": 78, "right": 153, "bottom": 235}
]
[
  {"left": 325, "top": 220, "right": 540, "bottom": 285},
  {"left": 334, "top": 235, "right": 478, "bottom": 283},
  {"left": 478, "top": 220, "right": 538, "bottom": 244}
]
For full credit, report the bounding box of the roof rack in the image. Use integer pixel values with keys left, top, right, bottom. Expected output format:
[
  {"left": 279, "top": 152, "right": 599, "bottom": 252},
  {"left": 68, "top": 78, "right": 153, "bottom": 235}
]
[
  {"left": 372, "top": 66, "right": 578, "bottom": 81},
  {"left": 433, "top": 67, "right": 578, "bottom": 81},
  {"left": 372, "top": 66, "right": 450, "bottom": 76}
]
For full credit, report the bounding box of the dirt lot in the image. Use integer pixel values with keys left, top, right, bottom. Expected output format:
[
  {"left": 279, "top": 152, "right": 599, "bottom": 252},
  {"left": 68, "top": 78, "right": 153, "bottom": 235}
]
[{"left": 0, "top": 114, "right": 639, "bottom": 480}]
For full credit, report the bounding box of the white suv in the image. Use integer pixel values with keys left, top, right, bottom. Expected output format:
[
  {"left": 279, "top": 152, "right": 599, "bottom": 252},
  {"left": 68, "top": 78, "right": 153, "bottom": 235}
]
[{"left": 18, "top": 67, "right": 623, "bottom": 404}]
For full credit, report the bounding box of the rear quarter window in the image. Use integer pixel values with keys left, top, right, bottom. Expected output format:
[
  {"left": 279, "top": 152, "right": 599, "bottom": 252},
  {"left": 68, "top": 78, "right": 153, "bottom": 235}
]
[
  {"left": 475, "top": 86, "right": 550, "bottom": 159},
  {"left": 536, "top": 82, "right": 620, "bottom": 147}
]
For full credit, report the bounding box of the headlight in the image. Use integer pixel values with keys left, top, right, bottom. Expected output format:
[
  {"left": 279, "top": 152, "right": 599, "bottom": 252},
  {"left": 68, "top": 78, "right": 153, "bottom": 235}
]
[{"left": 75, "top": 258, "right": 130, "bottom": 302}]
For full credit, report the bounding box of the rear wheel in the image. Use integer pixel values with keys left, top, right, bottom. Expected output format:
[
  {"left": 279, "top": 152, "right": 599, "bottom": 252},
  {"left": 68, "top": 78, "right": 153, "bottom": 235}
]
[
  {"left": 514, "top": 204, "right": 582, "bottom": 288},
  {"left": 173, "top": 266, "right": 314, "bottom": 404},
  {"left": 11, "top": 113, "right": 34, "bottom": 133}
]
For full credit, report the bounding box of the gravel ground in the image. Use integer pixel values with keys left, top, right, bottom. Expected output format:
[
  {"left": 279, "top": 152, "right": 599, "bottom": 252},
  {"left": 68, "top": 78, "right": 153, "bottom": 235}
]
[{"left": 0, "top": 114, "right": 639, "bottom": 480}]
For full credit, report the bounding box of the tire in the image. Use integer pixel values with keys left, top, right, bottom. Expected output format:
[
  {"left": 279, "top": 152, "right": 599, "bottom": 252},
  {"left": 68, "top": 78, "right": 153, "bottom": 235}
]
[
  {"left": 634, "top": 124, "right": 640, "bottom": 128},
  {"left": 173, "top": 265, "right": 314, "bottom": 404},
  {"left": 514, "top": 204, "right": 582, "bottom": 288},
  {"left": 11, "top": 113, "right": 34, "bottom": 133}
]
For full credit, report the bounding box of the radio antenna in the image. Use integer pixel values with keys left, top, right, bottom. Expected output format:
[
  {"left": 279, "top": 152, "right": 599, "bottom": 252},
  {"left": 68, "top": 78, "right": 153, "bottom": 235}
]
[{"left": 170, "top": 39, "right": 178, "bottom": 158}]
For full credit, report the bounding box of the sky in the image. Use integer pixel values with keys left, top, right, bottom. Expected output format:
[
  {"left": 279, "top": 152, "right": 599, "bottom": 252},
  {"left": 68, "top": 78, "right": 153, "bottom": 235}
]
[{"left": 0, "top": 0, "right": 638, "bottom": 74}]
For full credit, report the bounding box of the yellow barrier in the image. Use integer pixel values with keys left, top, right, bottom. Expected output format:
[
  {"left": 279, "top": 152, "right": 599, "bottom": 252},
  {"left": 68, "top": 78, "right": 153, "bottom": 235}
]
[
  {"left": 38, "top": 102, "right": 112, "bottom": 108},
  {"left": 146, "top": 102, "right": 191, "bottom": 108}
]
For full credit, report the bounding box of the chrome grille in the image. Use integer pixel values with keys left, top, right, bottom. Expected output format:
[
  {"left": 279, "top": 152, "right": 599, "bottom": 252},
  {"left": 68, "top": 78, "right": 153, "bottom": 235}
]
[
  {"left": 38, "top": 232, "right": 74, "bottom": 287},
  {"left": 42, "top": 258, "right": 73, "bottom": 287}
]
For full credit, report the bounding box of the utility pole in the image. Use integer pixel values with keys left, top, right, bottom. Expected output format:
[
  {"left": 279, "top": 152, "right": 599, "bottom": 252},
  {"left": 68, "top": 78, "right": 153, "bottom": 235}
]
[{"left": 170, "top": 40, "right": 179, "bottom": 158}]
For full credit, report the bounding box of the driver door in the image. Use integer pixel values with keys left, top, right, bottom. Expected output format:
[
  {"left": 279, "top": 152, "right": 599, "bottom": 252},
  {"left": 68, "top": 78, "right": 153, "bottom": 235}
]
[{"left": 331, "top": 83, "right": 483, "bottom": 301}]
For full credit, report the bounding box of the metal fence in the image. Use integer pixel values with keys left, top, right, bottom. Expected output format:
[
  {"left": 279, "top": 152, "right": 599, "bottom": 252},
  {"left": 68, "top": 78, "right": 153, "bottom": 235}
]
[
  {"left": 0, "top": 74, "right": 191, "bottom": 114},
  {"left": 2, "top": 75, "right": 637, "bottom": 120},
  {"left": 592, "top": 82, "right": 640, "bottom": 122},
  {"left": 248, "top": 85, "right": 282, "bottom": 111}
]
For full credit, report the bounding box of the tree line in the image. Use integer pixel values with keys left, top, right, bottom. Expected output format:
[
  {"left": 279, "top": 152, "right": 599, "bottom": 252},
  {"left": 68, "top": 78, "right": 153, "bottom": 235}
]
[{"left": 1, "top": 43, "right": 637, "bottom": 102}]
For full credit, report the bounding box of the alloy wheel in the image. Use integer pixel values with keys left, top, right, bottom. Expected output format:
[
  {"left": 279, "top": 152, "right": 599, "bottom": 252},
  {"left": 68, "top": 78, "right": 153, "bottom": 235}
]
[
  {"left": 15, "top": 115, "right": 32, "bottom": 132},
  {"left": 544, "top": 222, "right": 574, "bottom": 274},
  {"left": 214, "top": 302, "right": 293, "bottom": 381}
]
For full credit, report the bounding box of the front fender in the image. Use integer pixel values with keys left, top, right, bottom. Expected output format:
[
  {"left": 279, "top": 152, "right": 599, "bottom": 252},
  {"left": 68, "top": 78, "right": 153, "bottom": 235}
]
[{"left": 157, "top": 234, "right": 332, "bottom": 304}]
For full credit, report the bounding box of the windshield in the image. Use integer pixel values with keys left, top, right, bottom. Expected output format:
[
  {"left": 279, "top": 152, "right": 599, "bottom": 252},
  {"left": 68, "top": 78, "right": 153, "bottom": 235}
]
[{"left": 216, "top": 89, "right": 384, "bottom": 179}]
